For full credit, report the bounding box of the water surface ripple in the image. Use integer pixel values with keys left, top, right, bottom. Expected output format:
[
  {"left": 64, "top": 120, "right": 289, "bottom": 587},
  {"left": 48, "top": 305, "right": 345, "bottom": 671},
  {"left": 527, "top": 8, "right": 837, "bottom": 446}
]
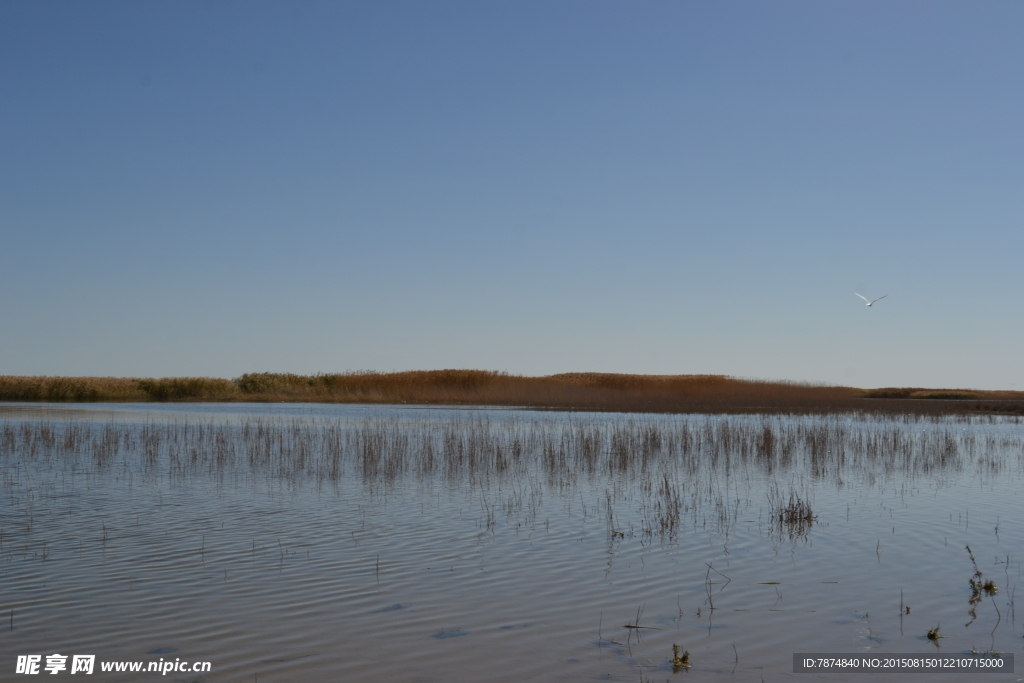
[{"left": 1, "top": 404, "right": 1022, "bottom": 681}]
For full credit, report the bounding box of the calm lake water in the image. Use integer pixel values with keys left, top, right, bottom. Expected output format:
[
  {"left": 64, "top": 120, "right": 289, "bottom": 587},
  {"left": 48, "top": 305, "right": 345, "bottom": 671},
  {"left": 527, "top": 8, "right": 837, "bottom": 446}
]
[{"left": 1, "top": 403, "right": 1022, "bottom": 682}]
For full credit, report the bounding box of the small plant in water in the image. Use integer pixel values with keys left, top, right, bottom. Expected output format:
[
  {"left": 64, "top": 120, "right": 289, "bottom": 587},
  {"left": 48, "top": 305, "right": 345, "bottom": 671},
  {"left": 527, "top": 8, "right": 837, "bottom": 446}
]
[
  {"left": 965, "top": 545, "right": 999, "bottom": 627},
  {"left": 927, "top": 625, "right": 942, "bottom": 641},
  {"left": 767, "top": 488, "right": 815, "bottom": 540},
  {"left": 777, "top": 495, "right": 814, "bottom": 525},
  {"left": 672, "top": 644, "right": 691, "bottom": 672}
]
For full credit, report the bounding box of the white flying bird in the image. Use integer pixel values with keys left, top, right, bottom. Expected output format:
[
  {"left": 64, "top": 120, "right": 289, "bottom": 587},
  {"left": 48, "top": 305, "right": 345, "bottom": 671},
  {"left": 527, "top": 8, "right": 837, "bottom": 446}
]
[{"left": 855, "top": 293, "right": 887, "bottom": 307}]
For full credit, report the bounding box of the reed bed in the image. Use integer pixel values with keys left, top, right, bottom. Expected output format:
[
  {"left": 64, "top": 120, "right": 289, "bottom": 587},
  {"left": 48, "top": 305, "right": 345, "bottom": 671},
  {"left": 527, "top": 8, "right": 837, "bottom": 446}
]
[
  {"left": 3, "top": 371, "right": 1023, "bottom": 415},
  {"left": 4, "top": 414, "right": 1020, "bottom": 481},
  {"left": 3, "top": 413, "right": 1021, "bottom": 543}
]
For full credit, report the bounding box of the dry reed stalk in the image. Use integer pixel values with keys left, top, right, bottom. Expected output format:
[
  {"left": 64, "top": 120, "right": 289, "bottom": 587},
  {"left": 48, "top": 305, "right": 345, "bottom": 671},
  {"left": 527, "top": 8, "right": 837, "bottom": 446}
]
[{"left": 3, "top": 371, "right": 1023, "bottom": 415}]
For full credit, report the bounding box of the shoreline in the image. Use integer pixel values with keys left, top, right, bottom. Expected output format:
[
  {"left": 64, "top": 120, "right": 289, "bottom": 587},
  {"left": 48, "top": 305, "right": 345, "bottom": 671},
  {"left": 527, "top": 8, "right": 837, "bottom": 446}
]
[{"left": 2, "top": 371, "right": 1022, "bottom": 416}]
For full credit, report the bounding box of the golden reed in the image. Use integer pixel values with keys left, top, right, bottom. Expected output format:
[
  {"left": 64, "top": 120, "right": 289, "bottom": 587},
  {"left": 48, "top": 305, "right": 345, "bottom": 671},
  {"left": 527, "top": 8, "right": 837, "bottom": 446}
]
[{"left": 0, "top": 371, "right": 1021, "bottom": 415}]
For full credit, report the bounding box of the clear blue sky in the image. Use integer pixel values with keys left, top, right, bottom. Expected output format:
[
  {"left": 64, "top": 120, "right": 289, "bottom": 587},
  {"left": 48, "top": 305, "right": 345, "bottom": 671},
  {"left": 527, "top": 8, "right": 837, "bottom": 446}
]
[{"left": 2, "top": 1, "right": 1022, "bottom": 389}]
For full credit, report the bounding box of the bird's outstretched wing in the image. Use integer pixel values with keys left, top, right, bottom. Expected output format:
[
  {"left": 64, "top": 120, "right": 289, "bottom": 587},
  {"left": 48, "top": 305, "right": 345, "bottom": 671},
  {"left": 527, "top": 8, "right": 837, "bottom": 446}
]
[
  {"left": 871, "top": 295, "right": 888, "bottom": 305},
  {"left": 854, "top": 293, "right": 870, "bottom": 304}
]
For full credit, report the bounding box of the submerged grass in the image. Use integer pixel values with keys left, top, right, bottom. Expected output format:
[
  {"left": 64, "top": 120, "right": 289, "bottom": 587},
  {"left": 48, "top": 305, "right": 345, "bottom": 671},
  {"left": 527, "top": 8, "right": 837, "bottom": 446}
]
[{"left": 3, "top": 371, "right": 1024, "bottom": 415}]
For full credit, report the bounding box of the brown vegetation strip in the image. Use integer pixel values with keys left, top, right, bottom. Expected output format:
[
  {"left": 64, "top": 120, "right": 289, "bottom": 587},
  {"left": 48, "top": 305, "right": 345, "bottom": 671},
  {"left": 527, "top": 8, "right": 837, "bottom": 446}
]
[{"left": 1, "top": 371, "right": 1022, "bottom": 415}]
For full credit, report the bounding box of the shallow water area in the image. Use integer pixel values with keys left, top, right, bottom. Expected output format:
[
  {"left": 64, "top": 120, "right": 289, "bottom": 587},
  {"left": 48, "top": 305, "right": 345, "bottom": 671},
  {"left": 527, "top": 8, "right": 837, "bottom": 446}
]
[{"left": 1, "top": 403, "right": 1023, "bottom": 682}]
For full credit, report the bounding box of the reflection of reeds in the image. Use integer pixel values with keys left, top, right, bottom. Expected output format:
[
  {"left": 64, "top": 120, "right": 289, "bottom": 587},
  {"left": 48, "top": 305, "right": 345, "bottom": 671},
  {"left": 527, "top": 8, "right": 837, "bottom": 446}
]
[{"left": 3, "top": 371, "right": 1023, "bottom": 415}]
